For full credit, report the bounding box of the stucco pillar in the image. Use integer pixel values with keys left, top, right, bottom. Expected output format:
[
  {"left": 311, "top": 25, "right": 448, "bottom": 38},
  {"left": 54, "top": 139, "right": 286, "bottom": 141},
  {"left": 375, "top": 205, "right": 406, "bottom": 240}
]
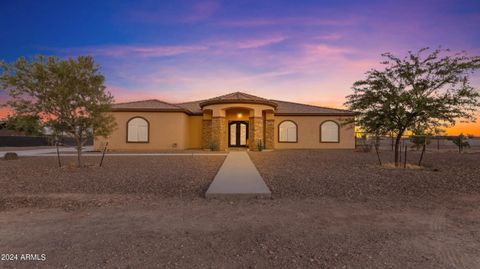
[
  {"left": 211, "top": 117, "right": 227, "bottom": 151},
  {"left": 248, "top": 117, "right": 264, "bottom": 151}
]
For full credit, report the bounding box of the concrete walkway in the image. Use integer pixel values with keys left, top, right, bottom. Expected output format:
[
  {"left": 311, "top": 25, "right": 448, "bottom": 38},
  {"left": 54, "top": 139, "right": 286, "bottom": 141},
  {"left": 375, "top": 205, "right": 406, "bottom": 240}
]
[{"left": 205, "top": 152, "right": 271, "bottom": 199}]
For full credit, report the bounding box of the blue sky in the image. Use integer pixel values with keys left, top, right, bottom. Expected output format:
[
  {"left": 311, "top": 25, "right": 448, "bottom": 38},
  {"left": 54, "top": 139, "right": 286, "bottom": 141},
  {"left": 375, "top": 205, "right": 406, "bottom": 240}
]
[{"left": 1, "top": 0, "right": 480, "bottom": 133}]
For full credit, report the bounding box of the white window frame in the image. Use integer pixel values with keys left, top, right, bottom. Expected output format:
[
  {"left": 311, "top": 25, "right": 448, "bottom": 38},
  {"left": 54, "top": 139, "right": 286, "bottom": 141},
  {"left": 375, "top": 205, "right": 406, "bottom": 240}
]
[
  {"left": 127, "top": 117, "right": 149, "bottom": 143},
  {"left": 278, "top": 120, "right": 298, "bottom": 143},
  {"left": 320, "top": 120, "right": 340, "bottom": 143}
]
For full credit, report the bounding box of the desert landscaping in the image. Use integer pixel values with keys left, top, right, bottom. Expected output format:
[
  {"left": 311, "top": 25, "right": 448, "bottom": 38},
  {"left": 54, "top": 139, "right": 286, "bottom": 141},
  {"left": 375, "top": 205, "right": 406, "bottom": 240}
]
[{"left": 1, "top": 149, "right": 479, "bottom": 268}]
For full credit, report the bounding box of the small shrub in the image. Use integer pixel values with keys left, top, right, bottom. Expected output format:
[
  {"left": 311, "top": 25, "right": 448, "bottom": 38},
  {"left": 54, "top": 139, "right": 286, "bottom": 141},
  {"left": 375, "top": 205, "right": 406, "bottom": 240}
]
[
  {"left": 448, "top": 133, "right": 470, "bottom": 153},
  {"left": 210, "top": 142, "right": 217, "bottom": 151},
  {"left": 410, "top": 135, "right": 432, "bottom": 150},
  {"left": 257, "top": 139, "right": 264, "bottom": 152},
  {"left": 3, "top": 152, "right": 18, "bottom": 160}
]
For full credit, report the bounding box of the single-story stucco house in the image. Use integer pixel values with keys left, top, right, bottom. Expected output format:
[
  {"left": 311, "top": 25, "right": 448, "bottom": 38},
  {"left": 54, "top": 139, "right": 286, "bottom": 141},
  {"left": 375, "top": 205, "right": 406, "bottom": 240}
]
[{"left": 94, "top": 92, "right": 356, "bottom": 151}]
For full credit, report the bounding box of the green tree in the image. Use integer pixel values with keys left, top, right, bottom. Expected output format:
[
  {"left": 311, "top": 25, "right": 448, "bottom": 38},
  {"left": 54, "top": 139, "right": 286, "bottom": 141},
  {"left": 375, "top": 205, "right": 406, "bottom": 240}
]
[
  {"left": 345, "top": 48, "right": 480, "bottom": 167},
  {"left": 448, "top": 133, "right": 470, "bottom": 153},
  {"left": 5, "top": 114, "right": 43, "bottom": 136},
  {"left": 1, "top": 55, "right": 116, "bottom": 167}
]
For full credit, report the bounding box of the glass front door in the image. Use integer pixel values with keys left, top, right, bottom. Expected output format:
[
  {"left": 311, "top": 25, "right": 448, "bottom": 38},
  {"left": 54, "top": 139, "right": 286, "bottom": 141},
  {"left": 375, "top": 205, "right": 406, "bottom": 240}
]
[{"left": 229, "top": 121, "right": 248, "bottom": 147}]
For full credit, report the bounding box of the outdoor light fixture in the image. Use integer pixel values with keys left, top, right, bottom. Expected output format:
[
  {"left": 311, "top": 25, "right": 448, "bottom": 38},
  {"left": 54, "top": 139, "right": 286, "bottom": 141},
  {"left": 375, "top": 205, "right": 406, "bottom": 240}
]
[{"left": 237, "top": 113, "right": 242, "bottom": 118}]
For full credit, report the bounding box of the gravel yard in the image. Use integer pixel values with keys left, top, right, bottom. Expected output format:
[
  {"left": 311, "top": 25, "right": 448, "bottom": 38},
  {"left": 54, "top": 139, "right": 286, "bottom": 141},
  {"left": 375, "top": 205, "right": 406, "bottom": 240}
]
[
  {"left": 0, "top": 151, "right": 479, "bottom": 268},
  {"left": 0, "top": 155, "right": 225, "bottom": 210},
  {"left": 249, "top": 150, "right": 480, "bottom": 203}
]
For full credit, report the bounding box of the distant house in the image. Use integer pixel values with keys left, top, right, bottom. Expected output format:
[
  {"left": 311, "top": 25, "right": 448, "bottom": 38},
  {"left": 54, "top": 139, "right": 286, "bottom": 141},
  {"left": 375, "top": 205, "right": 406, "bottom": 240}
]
[{"left": 95, "top": 92, "right": 356, "bottom": 151}]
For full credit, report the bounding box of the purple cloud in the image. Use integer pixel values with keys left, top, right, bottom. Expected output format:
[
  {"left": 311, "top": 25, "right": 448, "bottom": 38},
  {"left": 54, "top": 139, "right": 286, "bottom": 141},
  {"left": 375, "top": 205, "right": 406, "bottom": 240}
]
[{"left": 182, "top": 0, "right": 221, "bottom": 22}]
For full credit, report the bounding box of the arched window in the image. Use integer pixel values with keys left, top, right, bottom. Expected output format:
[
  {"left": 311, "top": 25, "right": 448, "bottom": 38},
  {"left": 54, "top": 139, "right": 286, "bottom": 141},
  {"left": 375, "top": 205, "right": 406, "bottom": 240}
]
[
  {"left": 320, "top": 121, "right": 339, "bottom": 143},
  {"left": 127, "top": 117, "right": 149, "bottom": 142},
  {"left": 279, "top": 120, "right": 297, "bottom": 142}
]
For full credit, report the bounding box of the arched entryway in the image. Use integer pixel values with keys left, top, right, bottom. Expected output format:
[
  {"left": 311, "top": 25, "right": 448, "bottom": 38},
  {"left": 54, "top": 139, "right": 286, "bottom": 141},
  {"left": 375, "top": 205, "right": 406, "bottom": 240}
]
[{"left": 199, "top": 92, "right": 277, "bottom": 151}]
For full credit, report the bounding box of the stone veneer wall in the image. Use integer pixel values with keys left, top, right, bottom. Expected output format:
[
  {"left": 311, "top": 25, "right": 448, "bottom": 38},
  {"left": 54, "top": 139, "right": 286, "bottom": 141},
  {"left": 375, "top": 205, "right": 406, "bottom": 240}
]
[
  {"left": 248, "top": 117, "right": 264, "bottom": 151},
  {"left": 211, "top": 117, "right": 227, "bottom": 151},
  {"left": 202, "top": 119, "right": 212, "bottom": 149},
  {"left": 264, "top": 119, "right": 275, "bottom": 149}
]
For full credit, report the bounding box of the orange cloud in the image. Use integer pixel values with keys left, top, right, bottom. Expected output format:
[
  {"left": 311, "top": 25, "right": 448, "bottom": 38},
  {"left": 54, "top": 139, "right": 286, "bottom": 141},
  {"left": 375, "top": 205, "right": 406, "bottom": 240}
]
[
  {"left": 446, "top": 115, "right": 480, "bottom": 136},
  {"left": 0, "top": 107, "right": 12, "bottom": 119}
]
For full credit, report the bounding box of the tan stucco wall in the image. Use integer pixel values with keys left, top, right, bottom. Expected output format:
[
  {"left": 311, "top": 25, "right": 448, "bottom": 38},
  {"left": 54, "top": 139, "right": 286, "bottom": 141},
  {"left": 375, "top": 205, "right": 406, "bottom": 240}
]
[
  {"left": 94, "top": 112, "right": 191, "bottom": 151},
  {"left": 273, "top": 116, "right": 355, "bottom": 149},
  {"left": 95, "top": 111, "right": 355, "bottom": 151},
  {"left": 187, "top": 116, "right": 203, "bottom": 149},
  {"left": 203, "top": 103, "right": 275, "bottom": 117},
  {"left": 225, "top": 108, "right": 251, "bottom": 121}
]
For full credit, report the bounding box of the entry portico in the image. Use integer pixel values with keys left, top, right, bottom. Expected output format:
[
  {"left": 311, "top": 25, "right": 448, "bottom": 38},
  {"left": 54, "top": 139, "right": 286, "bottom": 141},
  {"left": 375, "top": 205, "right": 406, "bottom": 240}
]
[{"left": 200, "top": 93, "right": 276, "bottom": 151}]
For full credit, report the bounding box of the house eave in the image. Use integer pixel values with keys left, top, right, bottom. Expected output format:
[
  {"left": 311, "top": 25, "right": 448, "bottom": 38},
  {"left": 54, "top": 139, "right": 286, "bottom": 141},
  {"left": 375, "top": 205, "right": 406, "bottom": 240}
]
[
  {"left": 110, "top": 108, "right": 194, "bottom": 115},
  {"left": 199, "top": 99, "right": 278, "bottom": 109}
]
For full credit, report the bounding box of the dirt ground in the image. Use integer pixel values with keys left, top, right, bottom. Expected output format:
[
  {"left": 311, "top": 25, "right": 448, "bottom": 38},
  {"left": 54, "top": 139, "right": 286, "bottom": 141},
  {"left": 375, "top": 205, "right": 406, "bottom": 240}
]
[{"left": 0, "top": 151, "right": 479, "bottom": 268}]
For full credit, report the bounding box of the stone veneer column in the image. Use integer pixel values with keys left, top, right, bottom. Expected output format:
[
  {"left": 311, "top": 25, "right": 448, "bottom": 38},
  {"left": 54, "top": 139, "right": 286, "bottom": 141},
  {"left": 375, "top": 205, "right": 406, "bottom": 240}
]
[
  {"left": 202, "top": 119, "right": 212, "bottom": 149},
  {"left": 264, "top": 119, "right": 275, "bottom": 149},
  {"left": 248, "top": 117, "right": 264, "bottom": 151},
  {"left": 211, "top": 117, "right": 227, "bottom": 151}
]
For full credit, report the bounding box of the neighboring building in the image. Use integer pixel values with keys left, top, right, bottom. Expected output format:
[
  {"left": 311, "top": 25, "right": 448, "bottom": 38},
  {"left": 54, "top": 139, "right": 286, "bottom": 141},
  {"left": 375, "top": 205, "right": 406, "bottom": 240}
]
[{"left": 94, "top": 92, "right": 356, "bottom": 151}]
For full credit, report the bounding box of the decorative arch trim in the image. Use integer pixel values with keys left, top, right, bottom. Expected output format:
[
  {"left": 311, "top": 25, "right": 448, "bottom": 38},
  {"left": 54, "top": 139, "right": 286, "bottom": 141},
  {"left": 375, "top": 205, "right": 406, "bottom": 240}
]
[
  {"left": 278, "top": 120, "right": 298, "bottom": 143},
  {"left": 126, "top": 116, "right": 150, "bottom": 143},
  {"left": 320, "top": 120, "right": 340, "bottom": 143}
]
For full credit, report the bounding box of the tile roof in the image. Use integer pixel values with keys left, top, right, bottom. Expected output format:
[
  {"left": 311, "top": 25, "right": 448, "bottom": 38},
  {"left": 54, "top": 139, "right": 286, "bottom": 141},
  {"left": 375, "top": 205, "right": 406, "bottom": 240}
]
[
  {"left": 199, "top": 91, "right": 278, "bottom": 108},
  {"left": 112, "top": 92, "right": 355, "bottom": 116},
  {"left": 175, "top": 100, "right": 204, "bottom": 114},
  {"left": 272, "top": 100, "right": 354, "bottom": 115},
  {"left": 111, "top": 99, "right": 187, "bottom": 112}
]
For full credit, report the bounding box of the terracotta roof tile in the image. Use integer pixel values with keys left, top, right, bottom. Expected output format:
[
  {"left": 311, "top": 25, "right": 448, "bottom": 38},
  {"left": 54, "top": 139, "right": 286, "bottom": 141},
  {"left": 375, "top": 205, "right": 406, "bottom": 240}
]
[
  {"left": 175, "top": 100, "right": 204, "bottom": 114},
  {"left": 199, "top": 91, "right": 277, "bottom": 108},
  {"left": 112, "top": 92, "right": 355, "bottom": 116},
  {"left": 272, "top": 100, "right": 354, "bottom": 115},
  {"left": 112, "top": 99, "right": 185, "bottom": 111}
]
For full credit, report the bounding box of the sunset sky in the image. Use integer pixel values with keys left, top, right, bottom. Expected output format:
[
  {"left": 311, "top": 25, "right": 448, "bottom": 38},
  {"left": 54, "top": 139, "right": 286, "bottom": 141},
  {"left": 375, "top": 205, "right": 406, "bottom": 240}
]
[{"left": 1, "top": 0, "right": 479, "bottom": 135}]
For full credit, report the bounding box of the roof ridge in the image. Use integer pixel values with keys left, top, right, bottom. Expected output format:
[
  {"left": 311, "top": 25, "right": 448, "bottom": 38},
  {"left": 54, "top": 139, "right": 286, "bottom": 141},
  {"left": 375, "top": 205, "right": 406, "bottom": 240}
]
[
  {"left": 205, "top": 91, "right": 268, "bottom": 100},
  {"left": 114, "top": 98, "right": 182, "bottom": 108},
  {"left": 270, "top": 99, "right": 353, "bottom": 112},
  {"left": 175, "top": 99, "right": 206, "bottom": 105},
  {"left": 114, "top": 99, "right": 159, "bottom": 105}
]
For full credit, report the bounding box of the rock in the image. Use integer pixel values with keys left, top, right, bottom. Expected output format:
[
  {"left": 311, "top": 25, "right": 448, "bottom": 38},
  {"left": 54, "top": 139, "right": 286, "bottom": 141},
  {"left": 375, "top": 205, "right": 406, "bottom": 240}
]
[{"left": 3, "top": 152, "right": 18, "bottom": 160}]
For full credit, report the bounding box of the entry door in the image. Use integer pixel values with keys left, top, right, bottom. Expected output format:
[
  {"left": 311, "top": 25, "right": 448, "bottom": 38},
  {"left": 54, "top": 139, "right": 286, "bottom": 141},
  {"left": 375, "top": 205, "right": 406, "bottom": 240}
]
[{"left": 229, "top": 122, "right": 248, "bottom": 147}]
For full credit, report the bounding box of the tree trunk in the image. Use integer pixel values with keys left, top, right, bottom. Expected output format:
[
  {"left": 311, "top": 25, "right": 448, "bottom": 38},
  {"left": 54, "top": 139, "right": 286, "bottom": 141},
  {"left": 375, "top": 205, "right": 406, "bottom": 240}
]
[
  {"left": 75, "top": 135, "right": 84, "bottom": 168},
  {"left": 77, "top": 146, "right": 83, "bottom": 167},
  {"left": 99, "top": 142, "right": 108, "bottom": 167},
  {"left": 394, "top": 134, "right": 402, "bottom": 167},
  {"left": 418, "top": 143, "right": 426, "bottom": 166},
  {"left": 399, "top": 141, "right": 402, "bottom": 164},
  {"left": 391, "top": 133, "right": 394, "bottom": 151},
  {"left": 374, "top": 142, "right": 382, "bottom": 166},
  {"left": 56, "top": 141, "right": 62, "bottom": 168}
]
